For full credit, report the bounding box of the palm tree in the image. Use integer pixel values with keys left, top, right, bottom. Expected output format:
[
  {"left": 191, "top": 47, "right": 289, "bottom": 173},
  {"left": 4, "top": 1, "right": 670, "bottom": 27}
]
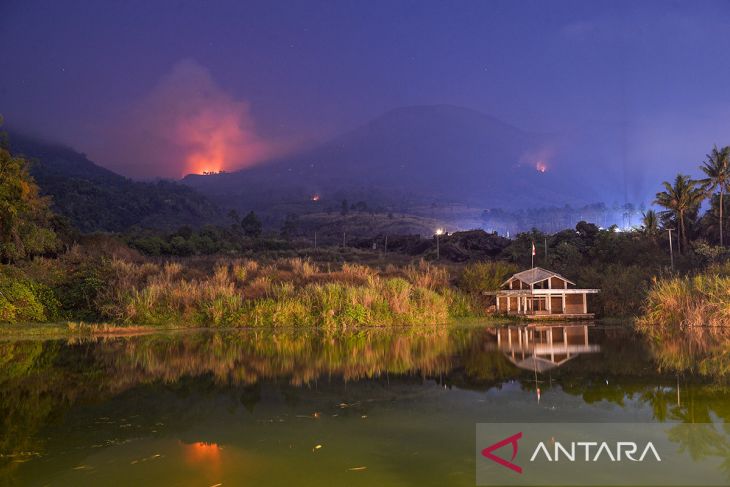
[
  {"left": 655, "top": 174, "right": 704, "bottom": 253},
  {"left": 698, "top": 146, "right": 730, "bottom": 246},
  {"left": 641, "top": 209, "right": 659, "bottom": 239}
]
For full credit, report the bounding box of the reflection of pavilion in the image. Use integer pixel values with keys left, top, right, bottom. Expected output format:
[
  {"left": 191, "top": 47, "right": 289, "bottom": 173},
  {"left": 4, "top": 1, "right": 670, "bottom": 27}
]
[{"left": 490, "top": 324, "right": 600, "bottom": 372}]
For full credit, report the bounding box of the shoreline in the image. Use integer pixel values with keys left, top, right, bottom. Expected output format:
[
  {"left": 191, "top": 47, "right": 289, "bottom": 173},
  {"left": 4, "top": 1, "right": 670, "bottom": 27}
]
[{"left": 0, "top": 317, "right": 634, "bottom": 340}]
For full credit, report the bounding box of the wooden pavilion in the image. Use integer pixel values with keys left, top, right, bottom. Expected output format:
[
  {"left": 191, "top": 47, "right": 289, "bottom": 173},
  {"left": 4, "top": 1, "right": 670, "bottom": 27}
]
[{"left": 492, "top": 267, "right": 599, "bottom": 319}]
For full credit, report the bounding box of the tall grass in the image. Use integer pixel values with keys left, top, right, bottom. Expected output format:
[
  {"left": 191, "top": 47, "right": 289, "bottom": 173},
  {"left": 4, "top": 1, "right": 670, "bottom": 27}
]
[
  {"left": 637, "top": 274, "right": 730, "bottom": 330},
  {"left": 98, "top": 257, "right": 475, "bottom": 328}
]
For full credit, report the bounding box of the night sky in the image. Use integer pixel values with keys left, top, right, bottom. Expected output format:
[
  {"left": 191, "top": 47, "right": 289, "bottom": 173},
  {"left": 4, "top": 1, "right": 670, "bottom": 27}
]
[{"left": 1, "top": 0, "right": 729, "bottom": 198}]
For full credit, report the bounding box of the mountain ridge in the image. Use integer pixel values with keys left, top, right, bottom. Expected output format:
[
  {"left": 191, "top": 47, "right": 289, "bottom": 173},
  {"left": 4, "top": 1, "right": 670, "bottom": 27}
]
[
  {"left": 8, "top": 131, "right": 224, "bottom": 232},
  {"left": 183, "top": 104, "right": 601, "bottom": 213}
]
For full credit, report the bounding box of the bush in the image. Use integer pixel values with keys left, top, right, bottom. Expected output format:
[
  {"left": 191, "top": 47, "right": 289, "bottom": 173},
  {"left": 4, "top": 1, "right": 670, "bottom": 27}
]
[
  {"left": 459, "top": 261, "right": 517, "bottom": 294},
  {"left": 577, "top": 264, "right": 655, "bottom": 317},
  {"left": 0, "top": 270, "right": 61, "bottom": 323}
]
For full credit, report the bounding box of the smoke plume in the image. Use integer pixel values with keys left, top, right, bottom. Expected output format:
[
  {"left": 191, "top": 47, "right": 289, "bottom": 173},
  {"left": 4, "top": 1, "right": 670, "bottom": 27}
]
[{"left": 95, "top": 59, "right": 280, "bottom": 179}]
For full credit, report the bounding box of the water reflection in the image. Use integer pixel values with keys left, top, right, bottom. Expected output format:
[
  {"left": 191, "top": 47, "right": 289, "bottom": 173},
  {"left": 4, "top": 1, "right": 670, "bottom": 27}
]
[
  {"left": 0, "top": 324, "right": 729, "bottom": 485},
  {"left": 642, "top": 325, "right": 730, "bottom": 378},
  {"left": 491, "top": 324, "right": 600, "bottom": 372}
]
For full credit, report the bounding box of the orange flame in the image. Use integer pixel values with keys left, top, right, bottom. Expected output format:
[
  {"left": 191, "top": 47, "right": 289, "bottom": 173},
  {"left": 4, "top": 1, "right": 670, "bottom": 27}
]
[
  {"left": 181, "top": 441, "right": 222, "bottom": 465},
  {"left": 535, "top": 161, "right": 547, "bottom": 173}
]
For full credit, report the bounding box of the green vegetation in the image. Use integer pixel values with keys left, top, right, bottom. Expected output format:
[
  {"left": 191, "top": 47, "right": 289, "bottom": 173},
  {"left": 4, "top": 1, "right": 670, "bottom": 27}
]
[
  {"left": 655, "top": 174, "right": 704, "bottom": 252},
  {"left": 459, "top": 261, "right": 517, "bottom": 294},
  {"left": 636, "top": 144, "right": 730, "bottom": 330},
  {"left": 638, "top": 271, "right": 730, "bottom": 330},
  {"left": 8, "top": 131, "right": 223, "bottom": 232},
  {"left": 2, "top": 250, "right": 491, "bottom": 327},
  {"left": 0, "top": 120, "right": 59, "bottom": 263},
  {"left": 102, "top": 258, "right": 462, "bottom": 327},
  {"left": 698, "top": 146, "right": 730, "bottom": 246},
  {"left": 3, "top": 118, "right": 730, "bottom": 331}
]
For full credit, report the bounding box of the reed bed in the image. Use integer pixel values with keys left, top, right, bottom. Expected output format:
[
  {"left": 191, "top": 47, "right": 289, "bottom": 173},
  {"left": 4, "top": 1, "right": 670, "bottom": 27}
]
[
  {"left": 98, "top": 257, "right": 476, "bottom": 328},
  {"left": 637, "top": 274, "right": 730, "bottom": 330}
]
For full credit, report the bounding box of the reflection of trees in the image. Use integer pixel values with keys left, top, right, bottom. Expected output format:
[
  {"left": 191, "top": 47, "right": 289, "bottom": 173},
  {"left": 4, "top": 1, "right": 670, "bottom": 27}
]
[
  {"left": 667, "top": 423, "right": 728, "bottom": 462},
  {"left": 4, "top": 326, "right": 730, "bottom": 478},
  {"left": 93, "top": 327, "right": 479, "bottom": 387},
  {"left": 642, "top": 326, "right": 730, "bottom": 379},
  {"left": 665, "top": 422, "right": 730, "bottom": 482},
  {"left": 0, "top": 326, "right": 493, "bottom": 475}
]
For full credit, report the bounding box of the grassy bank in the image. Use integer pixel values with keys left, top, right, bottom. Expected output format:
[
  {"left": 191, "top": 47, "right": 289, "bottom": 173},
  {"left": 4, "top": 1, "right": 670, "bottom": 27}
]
[
  {"left": 2, "top": 246, "right": 498, "bottom": 328},
  {"left": 637, "top": 273, "right": 730, "bottom": 330},
  {"left": 103, "top": 258, "right": 470, "bottom": 327},
  {"left": 0, "top": 322, "right": 164, "bottom": 338}
]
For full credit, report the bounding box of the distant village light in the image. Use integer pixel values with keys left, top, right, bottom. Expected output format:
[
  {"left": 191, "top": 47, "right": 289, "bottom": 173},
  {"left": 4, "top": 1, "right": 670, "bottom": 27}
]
[
  {"left": 535, "top": 161, "right": 547, "bottom": 173},
  {"left": 311, "top": 193, "right": 321, "bottom": 201}
]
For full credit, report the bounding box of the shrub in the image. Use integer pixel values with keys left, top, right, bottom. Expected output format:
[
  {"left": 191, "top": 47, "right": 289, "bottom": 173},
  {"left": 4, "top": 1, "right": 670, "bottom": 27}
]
[
  {"left": 0, "top": 271, "right": 60, "bottom": 323},
  {"left": 1, "top": 255, "right": 486, "bottom": 327},
  {"left": 577, "top": 264, "right": 655, "bottom": 317},
  {"left": 459, "top": 261, "right": 517, "bottom": 294}
]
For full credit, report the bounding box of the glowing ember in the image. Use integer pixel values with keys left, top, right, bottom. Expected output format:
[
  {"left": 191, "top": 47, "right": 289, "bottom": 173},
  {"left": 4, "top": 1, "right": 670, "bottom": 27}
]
[
  {"left": 535, "top": 161, "right": 547, "bottom": 173},
  {"left": 311, "top": 193, "right": 321, "bottom": 201}
]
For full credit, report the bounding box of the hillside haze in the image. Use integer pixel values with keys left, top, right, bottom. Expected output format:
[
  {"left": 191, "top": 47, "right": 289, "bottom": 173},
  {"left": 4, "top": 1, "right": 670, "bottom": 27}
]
[
  {"left": 8, "top": 132, "right": 224, "bottom": 232},
  {"left": 184, "top": 105, "right": 607, "bottom": 212}
]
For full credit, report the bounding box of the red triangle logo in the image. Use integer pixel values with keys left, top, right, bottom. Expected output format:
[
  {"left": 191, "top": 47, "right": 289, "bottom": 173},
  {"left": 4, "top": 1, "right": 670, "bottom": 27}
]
[{"left": 481, "top": 432, "right": 523, "bottom": 474}]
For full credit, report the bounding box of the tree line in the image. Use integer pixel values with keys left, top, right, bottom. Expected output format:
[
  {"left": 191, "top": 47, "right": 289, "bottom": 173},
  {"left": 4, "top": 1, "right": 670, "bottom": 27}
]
[{"left": 649, "top": 146, "right": 730, "bottom": 252}]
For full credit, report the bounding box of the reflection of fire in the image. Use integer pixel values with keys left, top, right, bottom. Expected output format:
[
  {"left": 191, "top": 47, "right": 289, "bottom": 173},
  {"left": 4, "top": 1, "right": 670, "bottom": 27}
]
[
  {"left": 535, "top": 161, "right": 547, "bottom": 173},
  {"left": 311, "top": 194, "right": 320, "bottom": 201},
  {"left": 181, "top": 441, "right": 222, "bottom": 465}
]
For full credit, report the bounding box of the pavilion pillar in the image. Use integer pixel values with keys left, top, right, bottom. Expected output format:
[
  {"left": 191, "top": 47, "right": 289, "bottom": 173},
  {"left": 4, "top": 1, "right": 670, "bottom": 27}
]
[
  {"left": 496, "top": 296, "right": 500, "bottom": 312},
  {"left": 582, "top": 293, "right": 587, "bottom": 314},
  {"left": 548, "top": 328, "right": 554, "bottom": 362},
  {"left": 561, "top": 293, "right": 566, "bottom": 314}
]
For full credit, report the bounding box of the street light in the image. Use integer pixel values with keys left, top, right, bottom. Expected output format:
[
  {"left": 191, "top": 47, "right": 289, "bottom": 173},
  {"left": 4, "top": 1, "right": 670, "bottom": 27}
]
[{"left": 435, "top": 228, "right": 444, "bottom": 260}]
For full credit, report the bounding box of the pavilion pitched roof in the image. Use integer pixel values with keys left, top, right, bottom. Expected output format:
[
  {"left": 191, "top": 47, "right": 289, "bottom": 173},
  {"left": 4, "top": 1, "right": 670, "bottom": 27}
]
[{"left": 501, "top": 267, "right": 575, "bottom": 287}]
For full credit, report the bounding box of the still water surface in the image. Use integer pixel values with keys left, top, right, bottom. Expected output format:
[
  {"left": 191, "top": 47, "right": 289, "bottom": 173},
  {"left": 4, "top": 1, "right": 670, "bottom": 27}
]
[{"left": 1, "top": 324, "right": 728, "bottom": 486}]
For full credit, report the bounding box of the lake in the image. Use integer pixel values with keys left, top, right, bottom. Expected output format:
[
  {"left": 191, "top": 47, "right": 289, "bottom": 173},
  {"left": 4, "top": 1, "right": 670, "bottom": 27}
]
[{"left": 1, "top": 323, "right": 728, "bottom": 486}]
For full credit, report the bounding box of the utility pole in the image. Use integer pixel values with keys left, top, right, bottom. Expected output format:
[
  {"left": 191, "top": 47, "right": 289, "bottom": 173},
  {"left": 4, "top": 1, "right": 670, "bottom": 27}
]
[
  {"left": 314, "top": 231, "right": 317, "bottom": 249},
  {"left": 342, "top": 231, "right": 346, "bottom": 248},
  {"left": 544, "top": 236, "right": 548, "bottom": 262},
  {"left": 435, "top": 228, "right": 444, "bottom": 260},
  {"left": 667, "top": 228, "right": 675, "bottom": 271}
]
